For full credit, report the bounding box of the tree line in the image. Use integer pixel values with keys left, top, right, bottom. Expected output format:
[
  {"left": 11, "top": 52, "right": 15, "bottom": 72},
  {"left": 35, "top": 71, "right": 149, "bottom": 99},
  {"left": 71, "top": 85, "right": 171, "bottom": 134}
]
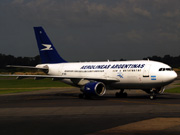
[
  {"left": 0, "top": 54, "right": 40, "bottom": 69},
  {"left": 0, "top": 53, "right": 179, "bottom": 69},
  {"left": 143, "top": 55, "right": 180, "bottom": 68}
]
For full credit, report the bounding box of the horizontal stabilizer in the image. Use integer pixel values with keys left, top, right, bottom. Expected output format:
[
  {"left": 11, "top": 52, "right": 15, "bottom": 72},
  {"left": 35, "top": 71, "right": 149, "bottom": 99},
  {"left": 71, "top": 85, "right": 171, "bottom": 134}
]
[{"left": 6, "top": 65, "right": 48, "bottom": 70}]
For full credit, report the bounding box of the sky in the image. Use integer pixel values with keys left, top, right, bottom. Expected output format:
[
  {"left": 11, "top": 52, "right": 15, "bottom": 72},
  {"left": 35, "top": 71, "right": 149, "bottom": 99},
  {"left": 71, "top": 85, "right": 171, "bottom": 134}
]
[{"left": 0, "top": 0, "right": 180, "bottom": 62}]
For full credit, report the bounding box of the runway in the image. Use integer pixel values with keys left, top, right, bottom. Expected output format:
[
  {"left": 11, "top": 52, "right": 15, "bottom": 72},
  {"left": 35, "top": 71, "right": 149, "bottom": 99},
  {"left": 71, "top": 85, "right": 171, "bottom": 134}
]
[{"left": 0, "top": 87, "right": 180, "bottom": 135}]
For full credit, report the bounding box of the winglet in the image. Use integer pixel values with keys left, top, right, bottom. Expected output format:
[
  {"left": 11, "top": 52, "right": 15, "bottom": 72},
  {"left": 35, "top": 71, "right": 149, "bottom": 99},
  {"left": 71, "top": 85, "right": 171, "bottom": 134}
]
[{"left": 34, "top": 27, "right": 67, "bottom": 64}]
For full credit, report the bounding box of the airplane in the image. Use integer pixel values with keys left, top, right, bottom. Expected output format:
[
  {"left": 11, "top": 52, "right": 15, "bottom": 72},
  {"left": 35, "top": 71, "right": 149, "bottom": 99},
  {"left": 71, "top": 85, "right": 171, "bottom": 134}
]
[{"left": 1, "top": 27, "right": 177, "bottom": 100}]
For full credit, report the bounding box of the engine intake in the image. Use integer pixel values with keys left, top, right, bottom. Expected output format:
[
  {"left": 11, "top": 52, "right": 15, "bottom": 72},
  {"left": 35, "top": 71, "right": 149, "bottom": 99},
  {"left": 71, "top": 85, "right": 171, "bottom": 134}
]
[{"left": 83, "top": 82, "right": 106, "bottom": 96}]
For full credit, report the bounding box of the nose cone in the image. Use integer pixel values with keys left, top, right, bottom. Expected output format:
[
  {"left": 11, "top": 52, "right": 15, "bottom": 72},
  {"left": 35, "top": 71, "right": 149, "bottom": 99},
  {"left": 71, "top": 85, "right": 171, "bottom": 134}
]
[
  {"left": 162, "top": 71, "right": 177, "bottom": 85},
  {"left": 172, "top": 71, "right": 178, "bottom": 80},
  {"left": 167, "top": 71, "right": 177, "bottom": 82}
]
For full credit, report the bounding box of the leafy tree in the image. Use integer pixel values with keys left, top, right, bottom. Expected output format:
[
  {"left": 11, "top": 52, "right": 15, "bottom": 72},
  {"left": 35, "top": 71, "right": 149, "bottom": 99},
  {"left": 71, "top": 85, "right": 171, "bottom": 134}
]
[{"left": 144, "top": 55, "right": 180, "bottom": 68}]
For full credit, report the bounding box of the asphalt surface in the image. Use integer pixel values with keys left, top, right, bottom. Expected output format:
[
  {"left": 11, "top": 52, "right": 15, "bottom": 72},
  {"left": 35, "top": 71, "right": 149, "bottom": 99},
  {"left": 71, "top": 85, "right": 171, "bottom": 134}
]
[{"left": 0, "top": 87, "right": 180, "bottom": 135}]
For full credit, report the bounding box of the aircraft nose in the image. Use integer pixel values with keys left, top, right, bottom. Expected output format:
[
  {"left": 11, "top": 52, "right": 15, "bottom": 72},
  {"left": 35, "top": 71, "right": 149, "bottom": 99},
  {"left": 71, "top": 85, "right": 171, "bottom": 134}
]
[
  {"left": 169, "top": 71, "right": 177, "bottom": 81},
  {"left": 163, "top": 71, "right": 177, "bottom": 83}
]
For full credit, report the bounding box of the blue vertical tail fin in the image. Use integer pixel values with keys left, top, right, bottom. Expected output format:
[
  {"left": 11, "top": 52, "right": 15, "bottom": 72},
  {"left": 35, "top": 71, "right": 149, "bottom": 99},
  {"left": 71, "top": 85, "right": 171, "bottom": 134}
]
[{"left": 34, "top": 27, "right": 67, "bottom": 64}]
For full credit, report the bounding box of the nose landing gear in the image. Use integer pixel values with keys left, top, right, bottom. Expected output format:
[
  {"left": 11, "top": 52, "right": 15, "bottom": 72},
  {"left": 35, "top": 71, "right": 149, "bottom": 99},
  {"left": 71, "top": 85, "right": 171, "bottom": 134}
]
[{"left": 149, "top": 89, "right": 157, "bottom": 100}]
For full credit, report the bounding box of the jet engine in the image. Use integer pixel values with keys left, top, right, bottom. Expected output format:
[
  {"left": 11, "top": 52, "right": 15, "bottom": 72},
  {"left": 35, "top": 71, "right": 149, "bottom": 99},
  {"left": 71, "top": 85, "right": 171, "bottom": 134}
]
[{"left": 82, "top": 82, "right": 106, "bottom": 97}]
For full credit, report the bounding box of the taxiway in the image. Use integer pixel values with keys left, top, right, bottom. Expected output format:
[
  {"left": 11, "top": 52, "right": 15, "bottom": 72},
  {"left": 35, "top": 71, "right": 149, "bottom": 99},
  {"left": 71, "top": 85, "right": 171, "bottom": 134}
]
[{"left": 0, "top": 87, "right": 180, "bottom": 135}]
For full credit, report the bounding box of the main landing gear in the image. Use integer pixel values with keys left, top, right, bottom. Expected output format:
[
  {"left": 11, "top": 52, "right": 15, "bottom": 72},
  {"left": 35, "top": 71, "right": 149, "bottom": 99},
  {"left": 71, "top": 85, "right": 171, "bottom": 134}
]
[
  {"left": 79, "top": 93, "right": 85, "bottom": 99},
  {"left": 115, "top": 89, "right": 127, "bottom": 98},
  {"left": 78, "top": 93, "right": 92, "bottom": 99}
]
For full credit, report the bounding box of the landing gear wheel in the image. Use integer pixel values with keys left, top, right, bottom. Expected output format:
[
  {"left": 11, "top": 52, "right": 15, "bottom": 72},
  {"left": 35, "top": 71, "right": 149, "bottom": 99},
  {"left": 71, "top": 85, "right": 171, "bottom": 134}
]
[
  {"left": 123, "top": 92, "right": 128, "bottom": 98},
  {"left": 115, "top": 92, "right": 120, "bottom": 98},
  {"left": 115, "top": 92, "right": 127, "bottom": 98},
  {"left": 79, "top": 93, "right": 92, "bottom": 99},
  {"left": 150, "top": 94, "right": 156, "bottom": 100},
  {"left": 79, "top": 94, "right": 84, "bottom": 99},
  {"left": 84, "top": 94, "right": 92, "bottom": 99}
]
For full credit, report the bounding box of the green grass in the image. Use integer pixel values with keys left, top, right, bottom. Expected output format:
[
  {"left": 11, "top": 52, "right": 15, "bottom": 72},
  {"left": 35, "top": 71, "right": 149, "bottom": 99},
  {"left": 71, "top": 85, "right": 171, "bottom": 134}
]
[
  {"left": 0, "top": 78, "right": 71, "bottom": 94},
  {"left": 0, "top": 77, "right": 180, "bottom": 94},
  {"left": 165, "top": 87, "right": 180, "bottom": 93},
  {"left": 0, "top": 78, "right": 70, "bottom": 88}
]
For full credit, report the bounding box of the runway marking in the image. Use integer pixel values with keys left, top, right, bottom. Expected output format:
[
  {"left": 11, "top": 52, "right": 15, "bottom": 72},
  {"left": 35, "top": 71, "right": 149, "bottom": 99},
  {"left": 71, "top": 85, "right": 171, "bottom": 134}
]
[{"left": 88, "top": 118, "right": 180, "bottom": 135}]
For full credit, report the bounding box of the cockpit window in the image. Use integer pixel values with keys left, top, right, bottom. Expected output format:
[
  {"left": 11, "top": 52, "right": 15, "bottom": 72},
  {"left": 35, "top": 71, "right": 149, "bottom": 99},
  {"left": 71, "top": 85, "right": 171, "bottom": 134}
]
[
  {"left": 159, "top": 68, "right": 173, "bottom": 71},
  {"left": 166, "top": 68, "right": 172, "bottom": 71}
]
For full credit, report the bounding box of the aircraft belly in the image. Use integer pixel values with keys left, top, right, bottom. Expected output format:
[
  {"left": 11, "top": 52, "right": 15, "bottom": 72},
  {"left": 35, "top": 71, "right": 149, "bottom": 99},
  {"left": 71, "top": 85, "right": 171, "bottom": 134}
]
[{"left": 108, "top": 81, "right": 166, "bottom": 90}]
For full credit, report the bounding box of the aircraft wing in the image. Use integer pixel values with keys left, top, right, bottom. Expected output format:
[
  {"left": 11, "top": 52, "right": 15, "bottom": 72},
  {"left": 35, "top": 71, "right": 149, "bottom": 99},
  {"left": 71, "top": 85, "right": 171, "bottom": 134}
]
[
  {"left": 2, "top": 65, "right": 119, "bottom": 82},
  {"left": 0, "top": 74, "right": 119, "bottom": 82}
]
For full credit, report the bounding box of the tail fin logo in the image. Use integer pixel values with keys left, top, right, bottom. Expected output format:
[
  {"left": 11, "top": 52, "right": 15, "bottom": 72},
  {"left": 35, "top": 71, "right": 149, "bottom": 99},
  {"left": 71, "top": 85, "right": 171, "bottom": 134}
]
[{"left": 41, "top": 44, "right": 53, "bottom": 51}]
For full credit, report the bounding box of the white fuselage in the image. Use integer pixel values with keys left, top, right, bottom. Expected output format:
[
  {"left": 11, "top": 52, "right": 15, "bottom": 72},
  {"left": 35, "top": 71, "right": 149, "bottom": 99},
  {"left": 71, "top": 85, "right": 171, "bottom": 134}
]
[{"left": 36, "top": 60, "right": 177, "bottom": 90}]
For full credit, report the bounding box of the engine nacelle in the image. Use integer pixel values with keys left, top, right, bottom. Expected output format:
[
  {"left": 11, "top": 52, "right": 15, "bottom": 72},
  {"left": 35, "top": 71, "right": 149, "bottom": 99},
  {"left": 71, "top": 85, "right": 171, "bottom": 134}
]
[{"left": 83, "top": 82, "right": 106, "bottom": 96}]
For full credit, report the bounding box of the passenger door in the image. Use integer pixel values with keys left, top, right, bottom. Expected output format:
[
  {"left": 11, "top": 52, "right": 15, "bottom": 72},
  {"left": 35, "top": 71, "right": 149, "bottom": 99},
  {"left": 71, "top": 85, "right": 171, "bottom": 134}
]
[{"left": 143, "top": 64, "right": 151, "bottom": 77}]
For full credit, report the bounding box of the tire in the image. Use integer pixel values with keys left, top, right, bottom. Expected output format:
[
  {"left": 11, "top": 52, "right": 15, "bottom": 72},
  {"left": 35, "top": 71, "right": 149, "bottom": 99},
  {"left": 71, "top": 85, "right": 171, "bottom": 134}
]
[
  {"left": 115, "top": 92, "right": 127, "bottom": 98},
  {"left": 115, "top": 92, "right": 120, "bottom": 98},
  {"left": 150, "top": 95, "right": 156, "bottom": 100},
  {"left": 79, "top": 94, "right": 84, "bottom": 99},
  {"left": 123, "top": 92, "right": 127, "bottom": 98}
]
